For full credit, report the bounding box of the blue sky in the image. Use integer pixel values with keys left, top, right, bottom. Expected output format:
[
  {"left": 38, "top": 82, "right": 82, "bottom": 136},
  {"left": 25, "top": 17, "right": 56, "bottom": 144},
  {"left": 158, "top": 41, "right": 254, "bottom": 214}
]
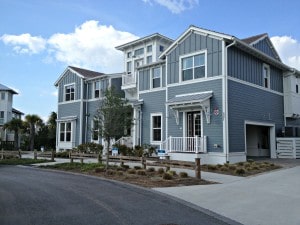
[{"left": 1, "top": 0, "right": 300, "bottom": 122}]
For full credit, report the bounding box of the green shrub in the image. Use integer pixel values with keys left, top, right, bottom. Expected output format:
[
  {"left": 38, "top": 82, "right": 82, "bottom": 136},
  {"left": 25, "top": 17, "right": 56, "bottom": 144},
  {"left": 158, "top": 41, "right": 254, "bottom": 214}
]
[
  {"left": 251, "top": 165, "right": 259, "bottom": 170},
  {"left": 106, "top": 169, "right": 116, "bottom": 175},
  {"left": 179, "top": 172, "right": 188, "bottom": 178},
  {"left": 121, "top": 164, "right": 130, "bottom": 170},
  {"left": 162, "top": 172, "right": 173, "bottom": 180},
  {"left": 137, "top": 170, "right": 146, "bottom": 176},
  {"left": 75, "top": 143, "right": 103, "bottom": 154},
  {"left": 228, "top": 165, "right": 237, "bottom": 170},
  {"left": 217, "top": 164, "right": 223, "bottom": 168},
  {"left": 133, "top": 145, "right": 144, "bottom": 157},
  {"left": 235, "top": 168, "right": 246, "bottom": 175},
  {"left": 223, "top": 163, "right": 230, "bottom": 167},
  {"left": 208, "top": 165, "right": 217, "bottom": 171},
  {"left": 134, "top": 166, "right": 142, "bottom": 170},
  {"left": 94, "top": 167, "right": 105, "bottom": 173},
  {"left": 146, "top": 167, "right": 155, "bottom": 172},
  {"left": 247, "top": 159, "right": 254, "bottom": 163},
  {"left": 237, "top": 162, "right": 244, "bottom": 166},
  {"left": 168, "top": 170, "right": 177, "bottom": 176},
  {"left": 127, "top": 169, "right": 136, "bottom": 174},
  {"left": 157, "top": 168, "right": 165, "bottom": 174},
  {"left": 244, "top": 162, "right": 251, "bottom": 168},
  {"left": 117, "top": 171, "right": 124, "bottom": 176},
  {"left": 220, "top": 167, "right": 229, "bottom": 172}
]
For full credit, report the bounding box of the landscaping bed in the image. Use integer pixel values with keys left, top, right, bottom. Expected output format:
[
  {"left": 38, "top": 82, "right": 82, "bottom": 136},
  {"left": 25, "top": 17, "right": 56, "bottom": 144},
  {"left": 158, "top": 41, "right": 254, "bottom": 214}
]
[
  {"left": 42, "top": 163, "right": 214, "bottom": 188},
  {"left": 0, "top": 158, "right": 52, "bottom": 165}
]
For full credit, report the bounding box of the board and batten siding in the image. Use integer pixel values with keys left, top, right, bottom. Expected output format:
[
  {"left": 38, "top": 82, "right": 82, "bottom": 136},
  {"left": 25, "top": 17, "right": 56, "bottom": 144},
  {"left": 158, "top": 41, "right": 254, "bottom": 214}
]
[
  {"left": 228, "top": 80, "right": 284, "bottom": 153},
  {"left": 167, "top": 79, "right": 224, "bottom": 153},
  {"left": 138, "top": 65, "right": 166, "bottom": 92},
  {"left": 166, "top": 32, "right": 223, "bottom": 84},
  {"left": 57, "top": 102, "right": 82, "bottom": 146},
  {"left": 139, "top": 90, "right": 166, "bottom": 145},
  {"left": 252, "top": 39, "right": 278, "bottom": 60},
  {"left": 57, "top": 71, "right": 82, "bottom": 103},
  {"left": 227, "top": 47, "right": 283, "bottom": 93}
]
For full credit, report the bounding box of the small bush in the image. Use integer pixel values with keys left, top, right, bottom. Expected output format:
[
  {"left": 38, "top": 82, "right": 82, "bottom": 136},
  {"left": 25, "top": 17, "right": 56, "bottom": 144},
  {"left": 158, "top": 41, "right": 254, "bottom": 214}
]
[
  {"left": 162, "top": 172, "right": 173, "bottom": 180},
  {"left": 235, "top": 168, "right": 246, "bottom": 175},
  {"left": 244, "top": 162, "right": 251, "bottom": 168},
  {"left": 251, "top": 165, "right": 260, "bottom": 170},
  {"left": 94, "top": 167, "right": 105, "bottom": 173},
  {"left": 237, "top": 162, "right": 244, "bottom": 166},
  {"left": 157, "top": 168, "right": 165, "bottom": 174},
  {"left": 208, "top": 165, "right": 217, "bottom": 171},
  {"left": 247, "top": 159, "right": 254, "bottom": 163},
  {"left": 217, "top": 164, "right": 223, "bottom": 168},
  {"left": 117, "top": 171, "right": 124, "bottom": 176},
  {"left": 134, "top": 166, "right": 142, "bottom": 170},
  {"left": 137, "top": 170, "right": 146, "bottom": 176},
  {"left": 106, "top": 169, "right": 116, "bottom": 175},
  {"left": 121, "top": 165, "right": 130, "bottom": 170},
  {"left": 179, "top": 172, "right": 188, "bottom": 178},
  {"left": 168, "top": 170, "right": 177, "bottom": 176},
  {"left": 220, "top": 167, "right": 229, "bottom": 172},
  {"left": 228, "top": 165, "right": 237, "bottom": 170},
  {"left": 223, "top": 163, "right": 230, "bottom": 167},
  {"left": 146, "top": 167, "right": 155, "bottom": 172},
  {"left": 127, "top": 169, "right": 136, "bottom": 174},
  {"left": 55, "top": 151, "right": 69, "bottom": 158}
]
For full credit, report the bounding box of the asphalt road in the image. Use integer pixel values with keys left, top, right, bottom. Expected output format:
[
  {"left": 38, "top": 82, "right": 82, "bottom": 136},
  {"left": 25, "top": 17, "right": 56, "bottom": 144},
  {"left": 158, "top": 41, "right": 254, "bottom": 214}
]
[{"left": 0, "top": 165, "right": 239, "bottom": 225}]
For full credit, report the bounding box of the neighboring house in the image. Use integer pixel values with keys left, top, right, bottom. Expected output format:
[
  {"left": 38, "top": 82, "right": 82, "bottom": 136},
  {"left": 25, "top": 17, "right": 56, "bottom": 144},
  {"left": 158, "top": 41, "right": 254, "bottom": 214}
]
[
  {"left": 54, "top": 66, "right": 123, "bottom": 151},
  {"left": 0, "top": 83, "right": 24, "bottom": 142},
  {"left": 55, "top": 26, "right": 300, "bottom": 163}
]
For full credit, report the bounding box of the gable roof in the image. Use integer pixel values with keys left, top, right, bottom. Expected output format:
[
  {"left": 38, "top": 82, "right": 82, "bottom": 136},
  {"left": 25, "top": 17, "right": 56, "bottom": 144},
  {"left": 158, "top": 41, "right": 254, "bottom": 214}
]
[
  {"left": 115, "top": 33, "right": 174, "bottom": 51},
  {"left": 54, "top": 66, "right": 105, "bottom": 86},
  {"left": 241, "top": 33, "right": 268, "bottom": 45},
  {"left": 0, "top": 83, "right": 18, "bottom": 94}
]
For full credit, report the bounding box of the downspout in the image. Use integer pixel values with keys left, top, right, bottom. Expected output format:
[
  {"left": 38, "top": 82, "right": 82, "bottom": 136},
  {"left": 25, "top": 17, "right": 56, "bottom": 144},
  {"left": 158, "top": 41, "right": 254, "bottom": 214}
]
[
  {"left": 85, "top": 81, "right": 89, "bottom": 143},
  {"left": 283, "top": 69, "right": 296, "bottom": 127},
  {"left": 224, "top": 40, "right": 236, "bottom": 163},
  {"left": 79, "top": 79, "right": 84, "bottom": 145}
]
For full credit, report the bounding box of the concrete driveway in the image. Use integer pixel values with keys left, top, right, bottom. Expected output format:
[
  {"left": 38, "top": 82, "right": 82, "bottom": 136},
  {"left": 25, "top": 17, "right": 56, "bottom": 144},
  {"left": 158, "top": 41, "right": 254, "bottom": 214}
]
[{"left": 155, "top": 165, "right": 300, "bottom": 225}]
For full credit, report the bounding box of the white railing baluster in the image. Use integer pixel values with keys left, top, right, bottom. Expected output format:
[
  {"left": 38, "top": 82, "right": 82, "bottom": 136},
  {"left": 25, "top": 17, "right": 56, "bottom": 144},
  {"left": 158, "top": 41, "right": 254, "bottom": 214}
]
[{"left": 162, "top": 136, "right": 207, "bottom": 153}]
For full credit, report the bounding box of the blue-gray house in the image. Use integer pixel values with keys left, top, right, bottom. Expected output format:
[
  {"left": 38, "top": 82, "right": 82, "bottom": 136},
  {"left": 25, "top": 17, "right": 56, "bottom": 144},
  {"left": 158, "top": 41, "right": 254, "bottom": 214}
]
[{"left": 55, "top": 26, "right": 300, "bottom": 164}]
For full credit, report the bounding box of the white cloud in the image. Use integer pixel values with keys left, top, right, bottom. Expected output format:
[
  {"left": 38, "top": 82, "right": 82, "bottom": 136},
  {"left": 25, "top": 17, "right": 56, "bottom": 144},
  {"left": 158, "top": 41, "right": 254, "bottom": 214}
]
[
  {"left": 271, "top": 36, "right": 300, "bottom": 70},
  {"left": 143, "top": 0, "right": 198, "bottom": 14},
  {"left": 0, "top": 20, "right": 139, "bottom": 73},
  {"left": 51, "top": 90, "right": 58, "bottom": 97},
  {"left": 0, "top": 33, "right": 46, "bottom": 54},
  {"left": 47, "top": 20, "right": 138, "bottom": 72}
]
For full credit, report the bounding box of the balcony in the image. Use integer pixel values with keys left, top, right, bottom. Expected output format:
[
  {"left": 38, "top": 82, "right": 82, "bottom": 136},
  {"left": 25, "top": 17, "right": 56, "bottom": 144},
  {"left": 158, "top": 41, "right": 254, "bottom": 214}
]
[
  {"left": 122, "top": 72, "right": 137, "bottom": 90},
  {"left": 160, "top": 136, "right": 207, "bottom": 154}
]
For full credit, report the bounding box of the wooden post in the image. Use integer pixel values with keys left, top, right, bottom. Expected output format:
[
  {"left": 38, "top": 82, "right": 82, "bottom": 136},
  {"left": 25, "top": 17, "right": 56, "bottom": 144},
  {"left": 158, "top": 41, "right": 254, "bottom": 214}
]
[
  {"left": 141, "top": 156, "right": 146, "bottom": 169},
  {"left": 195, "top": 158, "right": 201, "bottom": 179},
  {"left": 51, "top": 150, "right": 55, "bottom": 162},
  {"left": 98, "top": 153, "right": 102, "bottom": 164},
  {"left": 34, "top": 150, "right": 37, "bottom": 160},
  {"left": 18, "top": 150, "right": 22, "bottom": 159},
  {"left": 165, "top": 155, "right": 170, "bottom": 171},
  {"left": 69, "top": 151, "right": 73, "bottom": 163},
  {"left": 80, "top": 158, "right": 83, "bottom": 164}
]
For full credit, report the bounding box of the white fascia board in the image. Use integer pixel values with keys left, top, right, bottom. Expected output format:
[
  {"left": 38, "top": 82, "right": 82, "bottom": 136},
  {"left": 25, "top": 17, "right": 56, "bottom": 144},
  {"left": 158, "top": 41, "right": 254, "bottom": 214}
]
[{"left": 54, "top": 67, "right": 85, "bottom": 86}]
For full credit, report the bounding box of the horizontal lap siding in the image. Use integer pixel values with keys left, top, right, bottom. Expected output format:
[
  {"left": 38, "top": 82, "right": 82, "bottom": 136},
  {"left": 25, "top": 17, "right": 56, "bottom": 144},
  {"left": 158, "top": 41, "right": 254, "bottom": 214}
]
[
  {"left": 167, "top": 33, "right": 222, "bottom": 85},
  {"left": 140, "top": 90, "right": 166, "bottom": 146},
  {"left": 167, "top": 79, "right": 223, "bottom": 153},
  {"left": 228, "top": 80, "right": 284, "bottom": 152}
]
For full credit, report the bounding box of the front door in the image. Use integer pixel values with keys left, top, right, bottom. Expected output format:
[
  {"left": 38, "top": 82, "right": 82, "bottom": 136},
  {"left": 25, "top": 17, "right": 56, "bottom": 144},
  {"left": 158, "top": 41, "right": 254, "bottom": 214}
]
[{"left": 186, "top": 111, "right": 201, "bottom": 151}]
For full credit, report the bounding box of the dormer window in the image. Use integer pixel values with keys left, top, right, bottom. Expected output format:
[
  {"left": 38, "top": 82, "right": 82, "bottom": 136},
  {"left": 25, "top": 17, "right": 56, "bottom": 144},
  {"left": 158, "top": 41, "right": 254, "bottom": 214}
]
[
  {"left": 65, "top": 84, "right": 75, "bottom": 101},
  {"left": 263, "top": 64, "right": 270, "bottom": 88}
]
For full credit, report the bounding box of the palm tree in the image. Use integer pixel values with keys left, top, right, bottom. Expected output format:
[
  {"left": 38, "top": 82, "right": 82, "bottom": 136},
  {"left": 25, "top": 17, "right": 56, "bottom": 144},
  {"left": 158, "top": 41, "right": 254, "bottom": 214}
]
[
  {"left": 3, "top": 118, "right": 24, "bottom": 150},
  {"left": 24, "top": 114, "right": 43, "bottom": 151}
]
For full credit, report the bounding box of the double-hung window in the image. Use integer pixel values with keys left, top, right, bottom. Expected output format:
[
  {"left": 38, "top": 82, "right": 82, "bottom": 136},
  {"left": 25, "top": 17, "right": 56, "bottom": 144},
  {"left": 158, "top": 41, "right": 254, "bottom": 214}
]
[
  {"left": 1, "top": 92, "right": 5, "bottom": 100},
  {"left": 134, "top": 48, "right": 144, "bottom": 56},
  {"left": 65, "top": 84, "right": 75, "bottom": 101},
  {"left": 151, "top": 114, "right": 162, "bottom": 142},
  {"left": 263, "top": 64, "right": 270, "bottom": 88},
  {"left": 152, "top": 67, "right": 161, "bottom": 88},
  {"left": 0, "top": 111, "right": 4, "bottom": 125},
  {"left": 60, "top": 122, "right": 72, "bottom": 142},
  {"left": 127, "top": 61, "right": 132, "bottom": 74},
  {"left": 181, "top": 52, "right": 205, "bottom": 81},
  {"left": 92, "top": 119, "right": 99, "bottom": 141},
  {"left": 147, "top": 45, "right": 152, "bottom": 53},
  {"left": 94, "top": 81, "right": 100, "bottom": 98}
]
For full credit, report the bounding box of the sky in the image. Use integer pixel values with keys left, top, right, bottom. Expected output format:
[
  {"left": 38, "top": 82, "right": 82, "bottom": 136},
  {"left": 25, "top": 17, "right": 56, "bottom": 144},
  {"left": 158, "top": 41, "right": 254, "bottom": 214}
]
[{"left": 1, "top": 0, "right": 300, "bottom": 122}]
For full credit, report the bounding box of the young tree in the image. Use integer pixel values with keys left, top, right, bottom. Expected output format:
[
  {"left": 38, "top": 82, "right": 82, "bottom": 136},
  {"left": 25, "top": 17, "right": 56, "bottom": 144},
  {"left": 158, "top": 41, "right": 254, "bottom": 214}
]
[
  {"left": 3, "top": 118, "right": 24, "bottom": 150},
  {"left": 95, "top": 87, "right": 132, "bottom": 170},
  {"left": 24, "top": 114, "right": 43, "bottom": 151},
  {"left": 47, "top": 111, "right": 57, "bottom": 149}
]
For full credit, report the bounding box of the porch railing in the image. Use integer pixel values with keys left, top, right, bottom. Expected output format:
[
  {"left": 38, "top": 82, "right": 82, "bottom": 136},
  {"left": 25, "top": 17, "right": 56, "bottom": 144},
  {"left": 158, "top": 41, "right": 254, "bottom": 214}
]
[
  {"left": 122, "top": 72, "right": 136, "bottom": 87},
  {"left": 160, "top": 136, "right": 207, "bottom": 153},
  {"left": 113, "top": 136, "right": 133, "bottom": 148}
]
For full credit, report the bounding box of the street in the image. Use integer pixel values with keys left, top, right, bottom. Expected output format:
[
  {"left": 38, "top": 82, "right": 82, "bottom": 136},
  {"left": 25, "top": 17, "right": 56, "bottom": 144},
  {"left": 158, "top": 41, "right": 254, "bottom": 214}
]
[{"left": 0, "top": 166, "right": 239, "bottom": 225}]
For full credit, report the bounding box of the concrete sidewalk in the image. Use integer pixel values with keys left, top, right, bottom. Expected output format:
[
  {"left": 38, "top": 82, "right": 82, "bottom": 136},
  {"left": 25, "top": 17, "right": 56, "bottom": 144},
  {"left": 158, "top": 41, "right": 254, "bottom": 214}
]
[{"left": 154, "top": 166, "right": 300, "bottom": 225}]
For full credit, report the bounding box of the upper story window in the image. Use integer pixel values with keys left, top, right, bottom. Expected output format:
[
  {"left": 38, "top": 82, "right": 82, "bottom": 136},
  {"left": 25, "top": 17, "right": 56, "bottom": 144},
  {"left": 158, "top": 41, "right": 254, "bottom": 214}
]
[
  {"left": 147, "top": 56, "right": 152, "bottom": 64},
  {"left": 263, "top": 64, "right": 270, "bottom": 88},
  {"left": 134, "top": 48, "right": 144, "bottom": 56},
  {"left": 159, "top": 45, "right": 164, "bottom": 52},
  {"left": 127, "top": 51, "right": 132, "bottom": 58},
  {"left": 296, "top": 84, "right": 299, "bottom": 94},
  {"left": 60, "top": 122, "right": 72, "bottom": 142},
  {"left": 151, "top": 113, "right": 162, "bottom": 142},
  {"left": 127, "top": 61, "right": 132, "bottom": 74},
  {"left": 147, "top": 45, "right": 152, "bottom": 53},
  {"left": 135, "top": 59, "right": 143, "bottom": 69},
  {"left": 92, "top": 119, "right": 99, "bottom": 141},
  {"left": 94, "top": 81, "right": 100, "bottom": 98},
  {"left": 181, "top": 52, "right": 206, "bottom": 81},
  {"left": 1, "top": 92, "right": 5, "bottom": 100},
  {"left": 65, "top": 84, "right": 75, "bottom": 101},
  {"left": 152, "top": 67, "right": 161, "bottom": 89},
  {"left": 0, "top": 111, "right": 4, "bottom": 125}
]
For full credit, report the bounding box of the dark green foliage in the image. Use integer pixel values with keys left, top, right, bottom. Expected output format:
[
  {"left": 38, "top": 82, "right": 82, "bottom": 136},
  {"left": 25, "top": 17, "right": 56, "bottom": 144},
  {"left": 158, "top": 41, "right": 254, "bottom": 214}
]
[
  {"left": 76, "top": 142, "right": 103, "bottom": 154},
  {"left": 179, "top": 172, "right": 188, "bottom": 178},
  {"left": 235, "top": 168, "right": 246, "bottom": 175},
  {"left": 137, "top": 170, "right": 146, "bottom": 176},
  {"left": 162, "top": 173, "right": 172, "bottom": 180},
  {"left": 157, "top": 168, "right": 164, "bottom": 174}
]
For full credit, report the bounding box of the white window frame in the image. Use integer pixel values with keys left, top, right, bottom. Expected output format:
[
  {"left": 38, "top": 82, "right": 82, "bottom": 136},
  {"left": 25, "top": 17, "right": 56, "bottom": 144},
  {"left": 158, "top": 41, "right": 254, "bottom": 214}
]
[
  {"left": 59, "top": 122, "right": 72, "bottom": 142},
  {"left": 127, "top": 51, "right": 132, "bottom": 58},
  {"left": 147, "top": 45, "right": 152, "bottom": 53},
  {"left": 147, "top": 55, "right": 152, "bottom": 64},
  {"left": 91, "top": 118, "right": 100, "bottom": 142},
  {"left": 150, "top": 113, "right": 163, "bottom": 144},
  {"left": 263, "top": 64, "right": 270, "bottom": 89},
  {"left": 94, "top": 81, "right": 100, "bottom": 98},
  {"left": 1, "top": 92, "right": 5, "bottom": 100},
  {"left": 151, "top": 67, "right": 161, "bottom": 89},
  {"left": 127, "top": 61, "right": 132, "bottom": 74},
  {"left": 179, "top": 50, "right": 207, "bottom": 82},
  {"left": 64, "top": 83, "right": 75, "bottom": 102},
  {"left": 0, "top": 111, "right": 4, "bottom": 125}
]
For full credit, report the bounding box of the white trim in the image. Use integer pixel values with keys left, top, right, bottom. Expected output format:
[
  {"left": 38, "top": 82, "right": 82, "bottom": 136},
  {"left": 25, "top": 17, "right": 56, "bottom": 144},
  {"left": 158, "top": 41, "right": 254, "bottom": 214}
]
[
  {"left": 167, "top": 75, "right": 222, "bottom": 88},
  {"left": 139, "top": 87, "right": 166, "bottom": 95},
  {"left": 165, "top": 56, "right": 169, "bottom": 143},
  {"left": 175, "top": 90, "right": 213, "bottom": 98},
  {"left": 228, "top": 76, "right": 283, "bottom": 96},
  {"left": 63, "top": 83, "right": 76, "bottom": 102},
  {"left": 79, "top": 79, "right": 83, "bottom": 145},
  {"left": 54, "top": 67, "right": 84, "bottom": 86},
  {"left": 151, "top": 66, "right": 162, "bottom": 89},
  {"left": 179, "top": 49, "right": 207, "bottom": 83},
  {"left": 263, "top": 63, "right": 271, "bottom": 89},
  {"left": 150, "top": 113, "right": 163, "bottom": 145},
  {"left": 58, "top": 99, "right": 81, "bottom": 105}
]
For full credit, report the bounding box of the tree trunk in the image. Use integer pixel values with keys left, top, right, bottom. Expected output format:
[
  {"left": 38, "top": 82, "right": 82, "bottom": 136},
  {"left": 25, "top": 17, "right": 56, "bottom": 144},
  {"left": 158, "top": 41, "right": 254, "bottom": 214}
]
[
  {"left": 30, "top": 125, "right": 35, "bottom": 151},
  {"left": 14, "top": 130, "right": 19, "bottom": 150}
]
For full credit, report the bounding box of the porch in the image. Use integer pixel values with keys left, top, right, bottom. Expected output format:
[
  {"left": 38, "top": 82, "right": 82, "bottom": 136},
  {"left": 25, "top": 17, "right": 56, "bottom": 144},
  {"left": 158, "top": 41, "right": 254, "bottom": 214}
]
[{"left": 160, "top": 136, "right": 207, "bottom": 154}]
